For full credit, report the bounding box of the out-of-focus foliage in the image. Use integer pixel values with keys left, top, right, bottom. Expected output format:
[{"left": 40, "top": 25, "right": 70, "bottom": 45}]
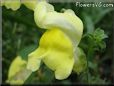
[{"left": 2, "top": 2, "right": 114, "bottom": 85}]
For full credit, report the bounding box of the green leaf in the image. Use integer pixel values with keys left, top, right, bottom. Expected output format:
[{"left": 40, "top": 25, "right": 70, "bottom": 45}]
[
  {"left": 82, "top": 12, "right": 94, "bottom": 33},
  {"left": 93, "top": 28, "right": 108, "bottom": 41},
  {"left": 19, "top": 45, "right": 37, "bottom": 60},
  {"left": 93, "top": 28, "right": 108, "bottom": 51},
  {"left": 83, "top": 28, "right": 108, "bottom": 51},
  {"left": 82, "top": 7, "right": 114, "bottom": 24}
]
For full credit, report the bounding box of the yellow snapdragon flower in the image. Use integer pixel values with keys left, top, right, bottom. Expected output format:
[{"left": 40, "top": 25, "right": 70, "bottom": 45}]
[
  {"left": 2, "top": 0, "right": 86, "bottom": 80},
  {"left": 27, "top": 1, "right": 86, "bottom": 80}
]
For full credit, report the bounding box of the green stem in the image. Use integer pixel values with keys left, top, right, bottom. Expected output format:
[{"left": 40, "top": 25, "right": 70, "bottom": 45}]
[{"left": 86, "top": 44, "right": 94, "bottom": 84}]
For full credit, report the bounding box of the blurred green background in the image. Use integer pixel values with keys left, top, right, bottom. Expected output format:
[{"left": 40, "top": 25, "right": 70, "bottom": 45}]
[{"left": 2, "top": 2, "right": 114, "bottom": 85}]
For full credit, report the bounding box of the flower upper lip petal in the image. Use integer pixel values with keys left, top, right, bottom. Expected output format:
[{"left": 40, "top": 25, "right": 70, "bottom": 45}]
[{"left": 34, "top": 2, "right": 83, "bottom": 47}]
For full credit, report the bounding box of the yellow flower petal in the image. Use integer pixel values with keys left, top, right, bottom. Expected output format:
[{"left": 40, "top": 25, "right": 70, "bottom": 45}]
[
  {"left": 43, "top": 50, "right": 74, "bottom": 80},
  {"left": 8, "top": 56, "right": 26, "bottom": 78},
  {"left": 27, "top": 47, "right": 47, "bottom": 71},
  {"left": 7, "top": 56, "right": 32, "bottom": 85},
  {"left": 27, "top": 28, "right": 74, "bottom": 80},
  {"left": 4, "top": 0, "right": 21, "bottom": 11},
  {"left": 34, "top": 1, "right": 83, "bottom": 46},
  {"left": 22, "top": 0, "right": 38, "bottom": 11}
]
